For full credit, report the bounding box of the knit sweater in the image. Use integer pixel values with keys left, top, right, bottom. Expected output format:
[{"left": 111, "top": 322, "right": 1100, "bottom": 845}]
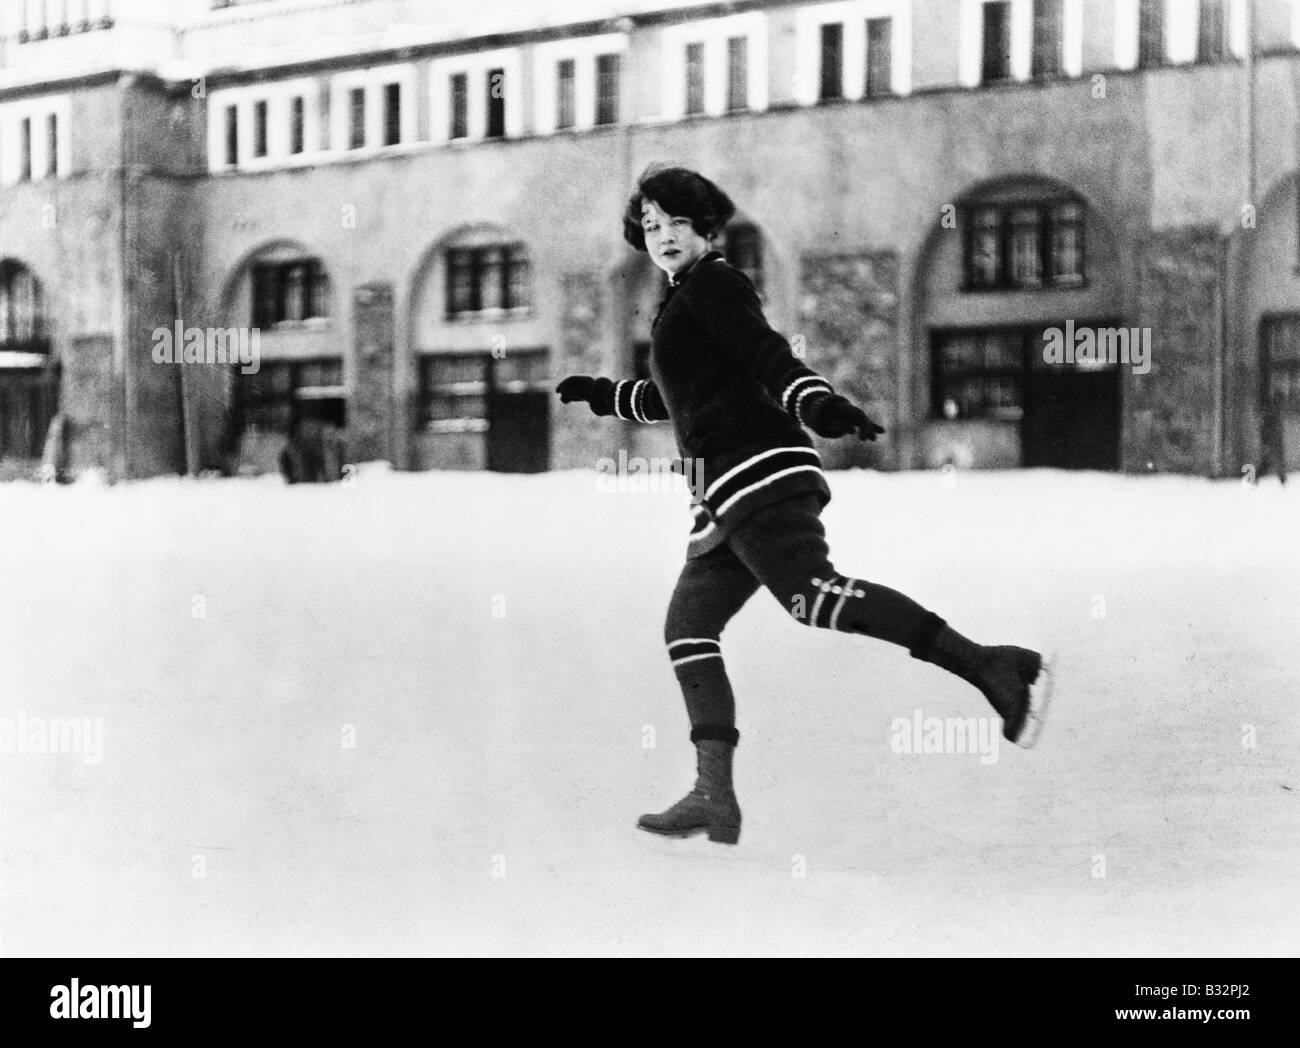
[{"left": 606, "top": 249, "right": 837, "bottom": 558}]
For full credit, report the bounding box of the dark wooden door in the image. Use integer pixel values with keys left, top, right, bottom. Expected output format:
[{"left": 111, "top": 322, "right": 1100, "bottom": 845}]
[
  {"left": 1022, "top": 365, "right": 1121, "bottom": 469},
  {"left": 1261, "top": 316, "right": 1300, "bottom": 472},
  {"left": 486, "top": 391, "right": 549, "bottom": 473},
  {"left": 0, "top": 367, "right": 58, "bottom": 459}
]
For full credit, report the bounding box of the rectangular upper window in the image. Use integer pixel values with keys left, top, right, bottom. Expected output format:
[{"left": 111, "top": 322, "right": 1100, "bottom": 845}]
[
  {"left": 224, "top": 105, "right": 238, "bottom": 166},
  {"left": 726, "top": 36, "right": 749, "bottom": 112},
  {"left": 290, "top": 96, "right": 305, "bottom": 154},
  {"left": 556, "top": 58, "right": 577, "bottom": 129},
  {"left": 449, "top": 73, "right": 468, "bottom": 139},
  {"left": 253, "top": 99, "right": 269, "bottom": 157},
  {"left": 19, "top": 118, "right": 32, "bottom": 181},
  {"left": 819, "top": 22, "right": 844, "bottom": 99},
  {"left": 596, "top": 53, "right": 620, "bottom": 125},
  {"left": 865, "top": 17, "right": 892, "bottom": 97},
  {"left": 685, "top": 41, "right": 706, "bottom": 115},
  {"left": 383, "top": 82, "right": 402, "bottom": 146},
  {"left": 1031, "top": 0, "right": 1064, "bottom": 79},
  {"left": 1197, "top": 0, "right": 1229, "bottom": 63},
  {"left": 1138, "top": 0, "right": 1166, "bottom": 69},
  {"left": 46, "top": 113, "right": 59, "bottom": 177},
  {"left": 981, "top": 1, "right": 1013, "bottom": 83},
  {"left": 348, "top": 87, "right": 366, "bottom": 149},
  {"left": 485, "top": 68, "right": 506, "bottom": 138}
]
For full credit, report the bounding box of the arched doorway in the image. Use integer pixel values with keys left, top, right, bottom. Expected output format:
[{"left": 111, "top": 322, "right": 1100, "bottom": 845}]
[
  {"left": 220, "top": 241, "right": 342, "bottom": 475},
  {"left": 1237, "top": 172, "right": 1300, "bottom": 477},
  {"left": 0, "top": 259, "right": 57, "bottom": 464},
  {"left": 408, "top": 224, "right": 548, "bottom": 473},
  {"left": 914, "top": 176, "right": 1125, "bottom": 470}
]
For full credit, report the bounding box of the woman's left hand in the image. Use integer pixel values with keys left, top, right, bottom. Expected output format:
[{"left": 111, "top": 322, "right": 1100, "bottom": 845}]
[{"left": 805, "top": 393, "right": 886, "bottom": 441}]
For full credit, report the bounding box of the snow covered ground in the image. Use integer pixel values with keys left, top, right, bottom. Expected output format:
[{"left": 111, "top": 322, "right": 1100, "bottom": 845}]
[{"left": 0, "top": 465, "right": 1296, "bottom": 956}]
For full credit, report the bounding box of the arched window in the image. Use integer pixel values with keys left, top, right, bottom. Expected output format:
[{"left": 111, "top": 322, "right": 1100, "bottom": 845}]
[
  {"left": 960, "top": 184, "right": 1087, "bottom": 292},
  {"left": 0, "top": 260, "right": 47, "bottom": 351},
  {"left": 720, "top": 223, "right": 763, "bottom": 294},
  {"left": 249, "top": 252, "right": 331, "bottom": 327},
  {"left": 444, "top": 239, "right": 531, "bottom": 317}
]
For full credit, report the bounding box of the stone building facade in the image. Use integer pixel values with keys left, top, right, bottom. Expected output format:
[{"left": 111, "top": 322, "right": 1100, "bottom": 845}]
[{"left": 0, "top": 0, "right": 1297, "bottom": 480}]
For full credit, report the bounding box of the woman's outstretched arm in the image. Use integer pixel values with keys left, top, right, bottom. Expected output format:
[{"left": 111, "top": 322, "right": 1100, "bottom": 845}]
[{"left": 555, "top": 375, "right": 669, "bottom": 423}]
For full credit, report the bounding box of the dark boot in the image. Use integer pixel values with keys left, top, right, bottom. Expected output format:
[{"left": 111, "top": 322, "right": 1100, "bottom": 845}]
[
  {"left": 909, "top": 614, "right": 1051, "bottom": 747},
  {"left": 637, "top": 727, "right": 741, "bottom": 844}
]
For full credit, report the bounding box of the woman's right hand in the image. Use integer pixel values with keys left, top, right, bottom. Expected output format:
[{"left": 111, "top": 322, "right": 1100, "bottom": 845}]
[
  {"left": 556, "top": 375, "right": 596, "bottom": 403},
  {"left": 555, "top": 375, "right": 616, "bottom": 416}
]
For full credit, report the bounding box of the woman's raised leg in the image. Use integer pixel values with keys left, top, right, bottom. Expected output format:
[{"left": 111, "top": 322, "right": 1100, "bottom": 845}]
[{"left": 725, "top": 494, "right": 1049, "bottom": 746}]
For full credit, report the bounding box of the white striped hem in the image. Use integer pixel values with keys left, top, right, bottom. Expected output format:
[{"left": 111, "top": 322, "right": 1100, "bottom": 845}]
[
  {"left": 713, "top": 464, "right": 823, "bottom": 518},
  {"left": 671, "top": 652, "right": 723, "bottom": 668},
  {"left": 705, "top": 445, "right": 819, "bottom": 501}
]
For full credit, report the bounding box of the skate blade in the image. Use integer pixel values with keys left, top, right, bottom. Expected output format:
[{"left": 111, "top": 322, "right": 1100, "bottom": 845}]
[{"left": 1014, "top": 655, "right": 1055, "bottom": 749}]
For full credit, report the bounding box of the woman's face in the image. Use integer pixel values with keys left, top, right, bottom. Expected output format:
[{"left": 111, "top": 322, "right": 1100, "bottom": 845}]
[{"left": 640, "top": 199, "right": 712, "bottom": 278}]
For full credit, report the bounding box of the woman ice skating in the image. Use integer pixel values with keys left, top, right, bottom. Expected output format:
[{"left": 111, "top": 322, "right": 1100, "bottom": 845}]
[{"left": 556, "top": 166, "right": 1053, "bottom": 845}]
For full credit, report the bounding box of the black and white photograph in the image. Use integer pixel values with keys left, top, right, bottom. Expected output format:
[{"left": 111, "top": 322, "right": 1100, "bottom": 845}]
[{"left": 0, "top": 0, "right": 1296, "bottom": 982}]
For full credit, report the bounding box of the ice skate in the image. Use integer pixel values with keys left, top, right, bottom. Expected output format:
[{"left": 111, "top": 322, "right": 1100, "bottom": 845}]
[
  {"left": 969, "top": 646, "right": 1054, "bottom": 747},
  {"left": 912, "top": 621, "right": 1054, "bottom": 748}
]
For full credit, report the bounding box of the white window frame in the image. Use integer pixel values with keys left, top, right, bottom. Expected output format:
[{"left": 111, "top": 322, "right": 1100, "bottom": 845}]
[
  {"left": 0, "top": 95, "right": 70, "bottom": 186},
  {"left": 532, "top": 33, "right": 628, "bottom": 135},
  {"left": 958, "top": 0, "right": 1083, "bottom": 87},
  {"left": 659, "top": 12, "right": 770, "bottom": 120},
  {"left": 429, "top": 49, "right": 524, "bottom": 143},
  {"left": 329, "top": 63, "right": 418, "bottom": 155},
  {"left": 333, "top": 72, "right": 373, "bottom": 152},
  {"left": 795, "top": 0, "right": 912, "bottom": 103},
  {"left": 1113, "top": 0, "right": 1248, "bottom": 69},
  {"left": 208, "top": 78, "right": 322, "bottom": 173}
]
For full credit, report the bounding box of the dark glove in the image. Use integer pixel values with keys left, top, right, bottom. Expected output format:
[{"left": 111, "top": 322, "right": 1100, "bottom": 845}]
[
  {"left": 555, "top": 375, "right": 616, "bottom": 417},
  {"left": 804, "top": 392, "right": 886, "bottom": 441}
]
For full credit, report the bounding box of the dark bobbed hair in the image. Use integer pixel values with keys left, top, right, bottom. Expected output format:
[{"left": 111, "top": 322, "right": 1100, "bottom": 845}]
[{"left": 622, "top": 165, "right": 737, "bottom": 252}]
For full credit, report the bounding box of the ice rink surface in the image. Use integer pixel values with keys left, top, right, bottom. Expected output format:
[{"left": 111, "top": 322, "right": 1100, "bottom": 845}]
[{"left": 1, "top": 465, "right": 1296, "bottom": 956}]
